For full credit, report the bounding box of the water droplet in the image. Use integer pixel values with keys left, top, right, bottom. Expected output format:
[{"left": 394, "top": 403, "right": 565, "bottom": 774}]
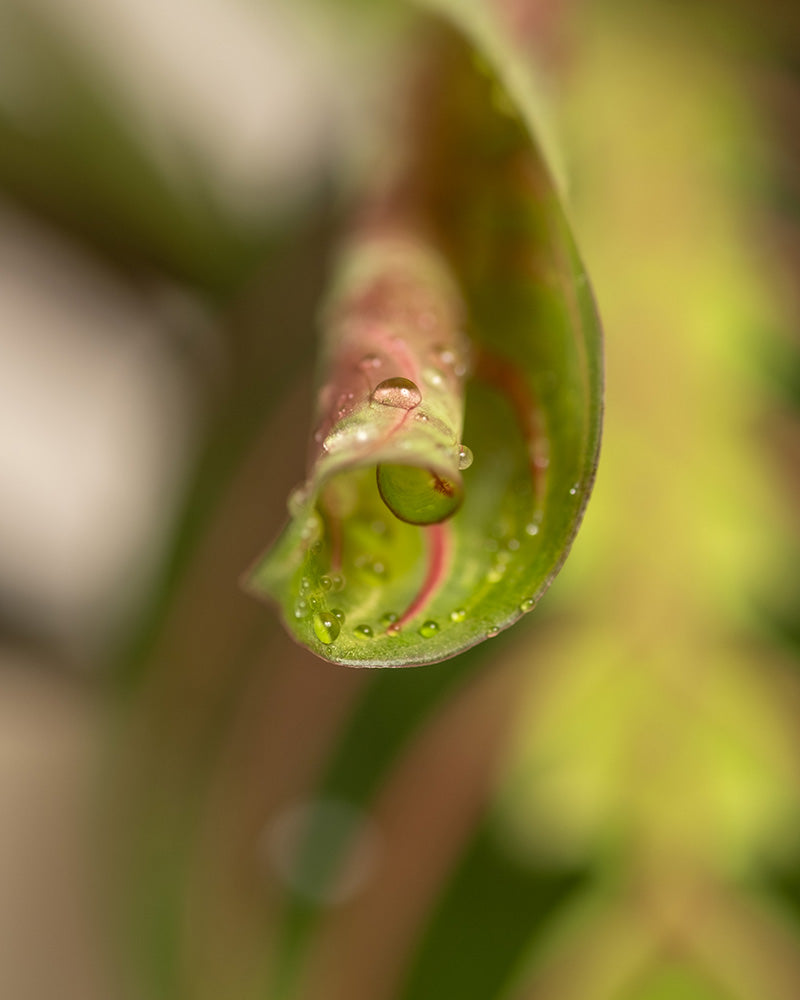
[
  {"left": 520, "top": 597, "right": 536, "bottom": 613},
  {"left": 358, "top": 354, "right": 382, "bottom": 371},
  {"left": 354, "top": 624, "right": 373, "bottom": 638},
  {"left": 380, "top": 611, "right": 398, "bottom": 627},
  {"left": 288, "top": 483, "right": 311, "bottom": 516},
  {"left": 418, "top": 620, "right": 439, "bottom": 638},
  {"left": 506, "top": 538, "right": 520, "bottom": 551},
  {"left": 433, "top": 344, "right": 457, "bottom": 367},
  {"left": 331, "top": 574, "right": 345, "bottom": 592},
  {"left": 524, "top": 522, "right": 540, "bottom": 537},
  {"left": 457, "top": 445, "right": 473, "bottom": 471},
  {"left": 487, "top": 565, "right": 505, "bottom": 583},
  {"left": 320, "top": 576, "right": 332, "bottom": 591},
  {"left": 370, "top": 377, "right": 421, "bottom": 410},
  {"left": 486, "top": 625, "right": 500, "bottom": 637},
  {"left": 331, "top": 608, "right": 345, "bottom": 623},
  {"left": 415, "top": 412, "right": 429, "bottom": 423},
  {"left": 449, "top": 608, "right": 466, "bottom": 623},
  {"left": 294, "top": 600, "right": 308, "bottom": 619},
  {"left": 300, "top": 577, "right": 311, "bottom": 592},
  {"left": 569, "top": 484, "right": 579, "bottom": 496},
  {"left": 313, "top": 612, "right": 340, "bottom": 645},
  {"left": 422, "top": 367, "right": 444, "bottom": 388},
  {"left": 309, "top": 594, "right": 321, "bottom": 611}
]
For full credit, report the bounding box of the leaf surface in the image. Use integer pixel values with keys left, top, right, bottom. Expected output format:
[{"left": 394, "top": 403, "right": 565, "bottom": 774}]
[{"left": 246, "top": 15, "right": 602, "bottom": 667}]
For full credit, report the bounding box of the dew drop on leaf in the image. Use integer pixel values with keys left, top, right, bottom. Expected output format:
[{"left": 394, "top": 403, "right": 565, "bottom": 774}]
[
  {"left": 331, "top": 609, "right": 345, "bottom": 623},
  {"left": 358, "top": 353, "right": 382, "bottom": 371},
  {"left": 370, "top": 377, "right": 422, "bottom": 410},
  {"left": 354, "top": 624, "right": 373, "bottom": 638},
  {"left": 449, "top": 608, "right": 466, "bottom": 623},
  {"left": 457, "top": 445, "right": 473, "bottom": 470},
  {"left": 520, "top": 597, "right": 536, "bottom": 613},
  {"left": 422, "top": 367, "right": 444, "bottom": 387},
  {"left": 418, "top": 620, "right": 439, "bottom": 638},
  {"left": 313, "top": 612, "right": 340, "bottom": 645}
]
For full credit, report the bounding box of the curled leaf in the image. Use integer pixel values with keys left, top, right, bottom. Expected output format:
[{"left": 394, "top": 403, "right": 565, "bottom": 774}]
[{"left": 245, "top": 17, "right": 602, "bottom": 667}]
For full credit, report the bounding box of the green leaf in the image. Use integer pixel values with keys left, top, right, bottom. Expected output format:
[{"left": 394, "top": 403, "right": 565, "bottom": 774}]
[{"left": 245, "top": 15, "right": 602, "bottom": 667}]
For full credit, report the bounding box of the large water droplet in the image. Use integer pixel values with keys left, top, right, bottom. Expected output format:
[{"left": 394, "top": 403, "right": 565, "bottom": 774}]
[
  {"left": 313, "top": 612, "right": 340, "bottom": 645},
  {"left": 458, "top": 445, "right": 473, "bottom": 470},
  {"left": 418, "top": 620, "right": 439, "bottom": 638},
  {"left": 370, "top": 377, "right": 421, "bottom": 410}
]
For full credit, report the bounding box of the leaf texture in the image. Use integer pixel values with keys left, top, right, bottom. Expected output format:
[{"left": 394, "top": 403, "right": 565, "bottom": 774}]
[{"left": 246, "top": 15, "right": 602, "bottom": 666}]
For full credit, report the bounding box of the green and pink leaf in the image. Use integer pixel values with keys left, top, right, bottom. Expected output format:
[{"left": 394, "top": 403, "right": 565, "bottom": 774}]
[{"left": 245, "top": 14, "right": 602, "bottom": 667}]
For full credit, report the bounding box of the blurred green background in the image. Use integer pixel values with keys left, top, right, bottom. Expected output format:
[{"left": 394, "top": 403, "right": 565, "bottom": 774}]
[{"left": 2, "top": 1, "right": 800, "bottom": 998}]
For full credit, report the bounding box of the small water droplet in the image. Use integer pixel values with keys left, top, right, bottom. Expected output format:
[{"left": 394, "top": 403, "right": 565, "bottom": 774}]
[
  {"left": 422, "top": 367, "right": 444, "bottom": 388},
  {"left": 415, "top": 412, "right": 429, "bottom": 423},
  {"left": 370, "top": 377, "right": 421, "bottom": 410},
  {"left": 300, "top": 577, "right": 311, "bottom": 592},
  {"left": 569, "top": 484, "right": 579, "bottom": 496},
  {"left": 520, "top": 597, "right": 536, "bottom": 613},
  {"left": 358, "top": 354, "right": 382, "bottom": 371},
  {"left": 433, "top": 344, "right": 457, "bottom": 367},
  {"left": 331, "top": 608, "right": 345, "bottom": 623},
  {"left": 418, "top": 620, "right": 439, "bottom": 638},
  {"left": 487, "top": 565, "right": 505, "bottom": 583},
  {"left": 313, "top": 612, "right": 340, "bottom": 644},
  {"left": 309, "top": 595, "right": 321, "bottom": 611},
  {"left": 457, "top": 445, "right": 473, "bottom": 471},
  {"left": 486, "top": 625, "right": 500, "bottom": 637},
  {"left": 449, "top": 608, "right": 466, "bottom": 623},
  {"left": 506, "top": 538, "right": 520, "bottom": 551},
  {"left": 294, "top": 600, "right": 308, "bottom": 619},
  {"left": 354, "top": 624, "right": 373, "bottom": 638},
  {"left": 331, "top": 574, "right": 345, "bottom": 592},
  {"left": 288, "top": 483, "right": 311, "bottom": 516},
  {"left": 320, "top": 576, "right": 332, "bottom": 591},
  {"left": 381, "top": 611, "right": 398, "bottom": 626},
  {"left": 525, "top": 522, "right": 540, "bottom": 537},
  {"left": 370, "top": 561, "right": 387, "bottom": 577}
]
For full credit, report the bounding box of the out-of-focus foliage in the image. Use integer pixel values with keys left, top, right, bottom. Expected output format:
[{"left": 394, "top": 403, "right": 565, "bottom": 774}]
[{"left": 2, "top": 1, "right": 800, "bottom": 999}]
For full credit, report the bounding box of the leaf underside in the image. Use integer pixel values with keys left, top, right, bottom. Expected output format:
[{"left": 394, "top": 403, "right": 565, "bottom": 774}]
[{"left": 245, "top": 16, "right": 603, "bottom": 667}]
